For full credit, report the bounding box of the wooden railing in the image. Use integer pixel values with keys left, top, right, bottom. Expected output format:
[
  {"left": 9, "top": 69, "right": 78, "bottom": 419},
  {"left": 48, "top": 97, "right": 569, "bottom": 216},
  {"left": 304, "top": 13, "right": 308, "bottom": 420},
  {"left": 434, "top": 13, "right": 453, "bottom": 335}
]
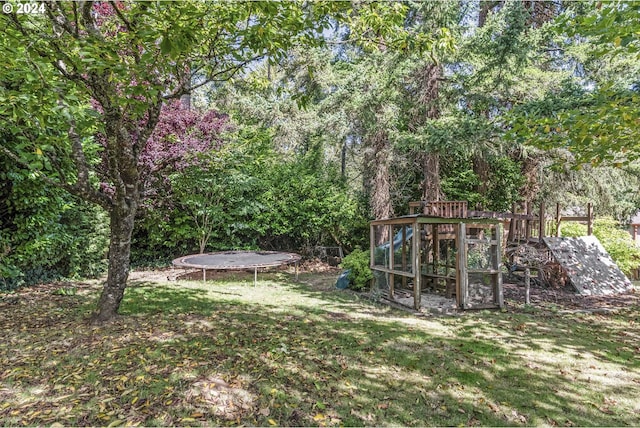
[
  {"left": 409, "top": 201, "right": 468, "bottom": 218},
  {"left": 410, "top": 200, "right": 593, "bottom": 245}
]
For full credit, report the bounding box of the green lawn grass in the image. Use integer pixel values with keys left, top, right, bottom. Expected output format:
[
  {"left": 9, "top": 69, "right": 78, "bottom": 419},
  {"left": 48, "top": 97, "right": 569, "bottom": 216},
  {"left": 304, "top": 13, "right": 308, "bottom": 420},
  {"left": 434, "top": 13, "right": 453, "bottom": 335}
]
[{"left": 1, "top": 272, "right": 639, "bottom": 426}]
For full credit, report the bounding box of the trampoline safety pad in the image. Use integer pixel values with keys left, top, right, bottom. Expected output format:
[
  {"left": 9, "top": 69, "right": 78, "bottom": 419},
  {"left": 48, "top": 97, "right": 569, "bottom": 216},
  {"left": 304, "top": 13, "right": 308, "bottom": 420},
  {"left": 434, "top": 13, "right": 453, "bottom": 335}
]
[{"left": 172, "top": 251, "right": 301, "bottom": 285}]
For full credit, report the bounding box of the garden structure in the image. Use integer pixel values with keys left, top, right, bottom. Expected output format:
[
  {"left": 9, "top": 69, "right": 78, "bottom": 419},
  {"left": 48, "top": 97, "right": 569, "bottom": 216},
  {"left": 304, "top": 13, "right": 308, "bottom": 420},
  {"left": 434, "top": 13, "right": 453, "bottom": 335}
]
[
  {"left": 630, "top": 211, "right": 640, "bottom": 245},
  {"left": 370, "top": 211, "right": 504, "bottom": 311},
  {"left": 370, "top": 200, "right": 632, "bottom": 311}
]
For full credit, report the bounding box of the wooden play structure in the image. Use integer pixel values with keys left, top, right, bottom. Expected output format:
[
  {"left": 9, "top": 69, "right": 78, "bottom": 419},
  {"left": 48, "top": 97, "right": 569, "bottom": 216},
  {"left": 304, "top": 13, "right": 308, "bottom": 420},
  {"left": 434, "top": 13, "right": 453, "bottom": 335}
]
[
  {"left": 630, "top": 211, "right": 640, "bottom": 245},
  {"left": 370, "top": 207, "right": 504, "bottom": 311},
  {"left": 409, "top": 200, "right": 594, "bottom": 245},
  {"left": 369, "top": 199, "right": 630, "bottom": 311}
]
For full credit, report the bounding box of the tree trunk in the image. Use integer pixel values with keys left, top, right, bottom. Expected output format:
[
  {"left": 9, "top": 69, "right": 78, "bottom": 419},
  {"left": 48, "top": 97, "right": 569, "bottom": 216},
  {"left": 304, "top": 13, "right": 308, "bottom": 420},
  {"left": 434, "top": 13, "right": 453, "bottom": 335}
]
[
  {"left": 412, "top": 63, "right": 444, "bottom": 202},
  {"left": 369, "top": 129, "right": 393, "bottom": 222},
  {"left": 518, "top": 150, "right": 540, "bottom": 206},
  {"left": 473, "top": 156, "right": 490, "bottom": 208},
  {"left": 92, "top": 200, "right": 137, "bottom": 323},
  {"left": 92, "top": 113, "right": 143, "bottom": 324},
  {"left": 363, "top": 129, "right": 393, "bottom": 246},
  {"left": 421, "top": 153, "right": 443, "bottom": 202}
]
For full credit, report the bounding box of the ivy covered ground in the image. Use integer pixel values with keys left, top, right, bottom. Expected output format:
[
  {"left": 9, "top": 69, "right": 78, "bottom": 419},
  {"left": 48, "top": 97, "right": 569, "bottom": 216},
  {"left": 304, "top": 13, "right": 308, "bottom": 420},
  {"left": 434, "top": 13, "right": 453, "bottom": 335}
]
[{"left": 1, "top": 272, "right": 639, "bottom": 426}]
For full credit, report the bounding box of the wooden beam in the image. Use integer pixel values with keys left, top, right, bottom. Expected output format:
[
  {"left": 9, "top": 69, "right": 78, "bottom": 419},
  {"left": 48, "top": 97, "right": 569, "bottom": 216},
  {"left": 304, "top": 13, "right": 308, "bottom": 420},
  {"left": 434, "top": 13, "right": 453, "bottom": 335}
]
[
  {"left": 458, "top": 223, "right": 468, "bottom": 309},
  {"left": 559, "top": 216, "right": 591, "bottom": 222},
  {"left": 525, "top": 201, "right": 532, "bottom": 240},
  {"left": 413, "top": 219, "right": 421, "bottom": 310},
  {"left": 496, "top": 223, "right": 504, "bottom": 308},
  {"left": 371, "top": 267, "right": 414, "bottom": 277},
  {"left": 402, "top": 226, "right": 407, "bottom": 289},
  {"left": 508, "top": 203, "right": 516, "bottom": 242},
  {"left": 389, "top": 226, "right": 394, "bottom": 299},
  {"left": 538, "top": 202, "right": 545, "bottom": 239},
  {"left": 587, "top": 202, "right": 593, "bottom": 236}
]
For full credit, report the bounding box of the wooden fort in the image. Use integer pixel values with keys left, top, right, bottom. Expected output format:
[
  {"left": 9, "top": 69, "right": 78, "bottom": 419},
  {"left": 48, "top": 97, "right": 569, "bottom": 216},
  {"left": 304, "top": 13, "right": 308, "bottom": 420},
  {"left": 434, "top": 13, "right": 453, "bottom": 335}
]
[{"left": 370, "top": 201, "right": 595, "bottom": 311}]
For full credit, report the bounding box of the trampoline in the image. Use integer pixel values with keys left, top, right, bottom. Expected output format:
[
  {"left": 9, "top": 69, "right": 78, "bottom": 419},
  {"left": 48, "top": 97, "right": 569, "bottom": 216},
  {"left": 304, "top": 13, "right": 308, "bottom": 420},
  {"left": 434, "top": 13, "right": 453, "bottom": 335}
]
[{"left": 172, "top": 250, "right": 301, "bottom": 285}]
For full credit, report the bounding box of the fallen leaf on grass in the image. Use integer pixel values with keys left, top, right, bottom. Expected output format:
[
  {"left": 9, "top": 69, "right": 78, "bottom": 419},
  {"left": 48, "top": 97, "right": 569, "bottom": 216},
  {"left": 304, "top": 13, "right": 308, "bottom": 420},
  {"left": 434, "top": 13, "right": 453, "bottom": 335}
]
[
  {"left": 313, "top": 413, "right": 326, "bottom": 421},
  {"left": 259, "top": 407, "right": 270, "bottom": 416}
]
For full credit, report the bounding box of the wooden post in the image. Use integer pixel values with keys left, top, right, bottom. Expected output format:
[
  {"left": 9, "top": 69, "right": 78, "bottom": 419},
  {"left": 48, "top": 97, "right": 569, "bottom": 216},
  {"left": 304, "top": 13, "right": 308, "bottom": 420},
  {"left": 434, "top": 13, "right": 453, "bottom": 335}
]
[
  {"left": 587, "top": 203, "right": 593, "bottom": 236},
  {"left": 413, "top": 219, "right": 421, "bottom": 310},
  {"left": 454, "top": 223, "right": 460, "bottom": 305},
  {"left": 556, "top": 203, "right": 561, "bottom": 237},
  {"left": 525, "top": 202, "right": 532, "bottom": 240},
  {"left": 524, "top": 267, "right": 530, "bottom": 305},
  {"left": 458, "top": 223, "right": 468, "bottom": 309},
  {"left": 508, "top": 202, "right": 516, "bottom": 242},
  {"left": 370, "top": 224, "right": 375, "bottom": 269},
  {"left": 495, "top": 223, "right": 504, "bottom": 308},
  {"left": 370, "top": 223, "right": 376, "bottom": 291},
  {"left": 389, "top": 226, "right": 394, "bottom": 299},
  {"left": 538, "top": 202, "right": 546, "bottom": 239},
  {"left": 433, "top": 225, "right": 440, "bottom": 274},
  {"left": 402, "top": 226, "right": 407, "bottom": 289}
]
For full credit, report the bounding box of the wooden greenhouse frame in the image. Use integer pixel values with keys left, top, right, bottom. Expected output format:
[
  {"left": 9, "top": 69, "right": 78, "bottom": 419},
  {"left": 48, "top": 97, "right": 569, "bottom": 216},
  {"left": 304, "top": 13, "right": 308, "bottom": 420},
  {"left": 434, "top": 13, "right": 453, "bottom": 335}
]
[{"left": 370, "top": 215, "right": 504, "bottom": 311}]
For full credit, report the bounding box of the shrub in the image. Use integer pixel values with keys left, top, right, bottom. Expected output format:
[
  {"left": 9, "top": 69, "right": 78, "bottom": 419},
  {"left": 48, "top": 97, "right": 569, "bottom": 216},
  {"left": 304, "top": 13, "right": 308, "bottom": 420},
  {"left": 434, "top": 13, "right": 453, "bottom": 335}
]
[
  {"left": 0, "top": 173, "right": 109, "bottom": 290},
  {"left": 340, "top": 248, "right": 373, "bottom": 291}
]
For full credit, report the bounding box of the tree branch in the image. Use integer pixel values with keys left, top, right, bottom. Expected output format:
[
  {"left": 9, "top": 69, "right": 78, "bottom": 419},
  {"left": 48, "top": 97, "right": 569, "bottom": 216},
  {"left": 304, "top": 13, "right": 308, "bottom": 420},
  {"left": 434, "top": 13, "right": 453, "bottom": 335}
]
[
  {"left": 109, "top": 1, "right": 134, "bottom": 32},
  {"left": 163, "top": 57, "right": 261, "bottom": 100},
  {"left": 45, "top": 2, "right": 79, "bottom": 39},
  {"left": 80, "top": 0, "right": 104, "bottom": 41}
]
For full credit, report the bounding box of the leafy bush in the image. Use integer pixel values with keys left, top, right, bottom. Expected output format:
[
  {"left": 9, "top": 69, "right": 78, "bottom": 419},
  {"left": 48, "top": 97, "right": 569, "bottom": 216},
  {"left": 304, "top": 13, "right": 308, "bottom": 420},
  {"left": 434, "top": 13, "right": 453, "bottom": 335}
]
[
  {"left": 561, "top": 217, "right": 640, "bottom": 276},
  {"left": 340, "top": 248, "right": 373, "bottom": 291},
  {"left": 1, "top": 171, "right": 109, "bottom": 290},
  {"left": 132, "top": 129, "right": 367, "bottom": 261}
]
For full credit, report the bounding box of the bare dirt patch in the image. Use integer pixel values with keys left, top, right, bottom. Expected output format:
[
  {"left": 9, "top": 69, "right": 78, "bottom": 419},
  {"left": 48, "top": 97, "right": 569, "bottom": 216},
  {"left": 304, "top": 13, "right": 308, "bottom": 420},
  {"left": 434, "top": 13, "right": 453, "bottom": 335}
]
[
  {"left": 129, "top": 268, "right": 176, "bottom": 283},
  {"left": 503, "top": 282, "right": 640, "bottom": 312}
]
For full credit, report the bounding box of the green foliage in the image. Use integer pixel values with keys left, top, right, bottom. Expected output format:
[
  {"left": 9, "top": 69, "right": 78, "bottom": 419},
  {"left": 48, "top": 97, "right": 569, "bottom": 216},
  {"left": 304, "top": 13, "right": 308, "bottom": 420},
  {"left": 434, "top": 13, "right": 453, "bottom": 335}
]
[
  {"left": 1, "top": 167, "right": 108, "bottom": 291},
  {"left": 340, "top": 248, "right": 373, "bottom": 291},
  {"left": 485, "top": 157, "right": 526, "bottom": 211},
  {"left": 561, "top": 217, "right": 640, "bottom": 276},
  {"left": 132, "top": 129, "right": 367, "bottom": 262},
  {"left": 440, "top": 154, "right": 525, "bottom": 211},
  {"left": 507, "top": 2, "right": 640, "bottom": 168},
  {"left": 52, "top": 286, "right": 78, "bottom": 296},
  {"left": 539, "top": 163, "right": 640, "bottom": 222}
]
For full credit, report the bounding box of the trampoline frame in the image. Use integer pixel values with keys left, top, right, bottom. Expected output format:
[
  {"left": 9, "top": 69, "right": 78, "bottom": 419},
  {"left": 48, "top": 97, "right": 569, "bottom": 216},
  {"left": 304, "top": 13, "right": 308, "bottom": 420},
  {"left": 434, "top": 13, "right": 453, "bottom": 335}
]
[{"left": 172, "top": 250, "right": 301, "bottom": 286}]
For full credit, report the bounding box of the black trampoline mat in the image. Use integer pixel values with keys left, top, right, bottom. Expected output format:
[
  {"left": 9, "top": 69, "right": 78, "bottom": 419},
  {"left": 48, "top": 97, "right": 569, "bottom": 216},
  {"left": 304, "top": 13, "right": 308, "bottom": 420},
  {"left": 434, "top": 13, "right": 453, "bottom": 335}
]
[{"left": 172, "top": 250, "right": 301, "bottom": 269}]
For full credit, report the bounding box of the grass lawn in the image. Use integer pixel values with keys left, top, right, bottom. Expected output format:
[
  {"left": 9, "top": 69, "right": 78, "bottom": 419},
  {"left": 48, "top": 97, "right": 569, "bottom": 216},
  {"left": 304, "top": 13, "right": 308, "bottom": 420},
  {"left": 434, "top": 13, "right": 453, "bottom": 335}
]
[{"left": 1, "top": 271, "right": 640, "bottom": 426}]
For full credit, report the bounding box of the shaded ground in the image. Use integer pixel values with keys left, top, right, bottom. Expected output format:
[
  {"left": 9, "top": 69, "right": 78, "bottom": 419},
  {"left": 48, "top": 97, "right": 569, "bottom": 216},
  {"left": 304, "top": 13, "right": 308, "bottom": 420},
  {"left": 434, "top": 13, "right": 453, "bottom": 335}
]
[
  {"left": 132, "top": 265, "right": 640, "bottom": 315},
  {"left": 503, "top": 282, "right": 640, "bottom": 313},
  {"left": 3, "top": 268, "right": 639, "bottom": 426}
]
